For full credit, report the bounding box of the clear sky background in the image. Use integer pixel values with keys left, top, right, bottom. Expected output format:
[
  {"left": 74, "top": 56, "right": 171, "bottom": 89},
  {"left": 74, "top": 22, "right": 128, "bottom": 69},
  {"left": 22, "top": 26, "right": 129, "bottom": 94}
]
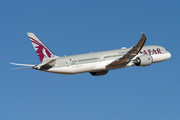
[{"left": 1, "top": 0, "right": 180, "bottom": 120}]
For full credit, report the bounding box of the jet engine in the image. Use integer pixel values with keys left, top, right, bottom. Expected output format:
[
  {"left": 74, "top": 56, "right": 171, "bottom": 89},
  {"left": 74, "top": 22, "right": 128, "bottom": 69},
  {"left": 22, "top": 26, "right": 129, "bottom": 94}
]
[
  {"left": 133, "top": 55, "right": 153, "bottom": 66},
  {"left": 90, "top": 70, "right": 108, "bottom": 76}
]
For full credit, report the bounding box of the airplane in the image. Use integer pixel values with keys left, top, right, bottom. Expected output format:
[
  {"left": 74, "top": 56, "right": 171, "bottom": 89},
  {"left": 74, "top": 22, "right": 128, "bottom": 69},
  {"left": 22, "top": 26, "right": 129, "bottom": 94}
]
[{"left": 10, "top": 33, "right": 171, "bottom": 76}]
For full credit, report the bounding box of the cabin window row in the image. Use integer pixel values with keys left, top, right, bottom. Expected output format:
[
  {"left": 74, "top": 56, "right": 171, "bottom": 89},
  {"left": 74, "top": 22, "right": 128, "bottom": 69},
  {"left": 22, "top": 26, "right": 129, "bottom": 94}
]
[
  {"left": 104, "top": 55, "right": 121, "bottom": 58},
  {"left": 78, "top": 58, "right": 97, "bottom": 62}
]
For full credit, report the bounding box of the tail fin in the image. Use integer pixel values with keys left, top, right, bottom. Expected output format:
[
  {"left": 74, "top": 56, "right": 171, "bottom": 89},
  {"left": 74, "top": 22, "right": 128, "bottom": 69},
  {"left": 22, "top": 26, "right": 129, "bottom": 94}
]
[{"left": 27, "top": 33, "right": 58, "bottom": 62}]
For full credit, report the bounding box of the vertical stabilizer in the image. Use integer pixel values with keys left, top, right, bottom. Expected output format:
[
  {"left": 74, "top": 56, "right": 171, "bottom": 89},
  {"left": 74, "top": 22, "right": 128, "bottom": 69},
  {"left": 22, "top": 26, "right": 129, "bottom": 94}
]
[{"left": 27, "top": 33, "right": 58, "bottom": 62}]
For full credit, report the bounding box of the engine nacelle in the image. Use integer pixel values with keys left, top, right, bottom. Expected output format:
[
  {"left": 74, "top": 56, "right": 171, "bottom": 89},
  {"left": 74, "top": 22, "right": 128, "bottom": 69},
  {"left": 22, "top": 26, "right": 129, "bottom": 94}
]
[
  {"left": 90, "top": 70, "right": 108, "bottom": 76},
  {"left": 134, "top": 55, "right": 153, "bottom": 66}
]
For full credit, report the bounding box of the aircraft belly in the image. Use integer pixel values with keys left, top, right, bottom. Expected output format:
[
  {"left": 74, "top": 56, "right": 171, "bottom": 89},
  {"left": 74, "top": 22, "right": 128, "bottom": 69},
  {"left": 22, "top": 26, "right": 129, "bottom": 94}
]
[
  {"left": 47, "top": 62, "right": 99, "bottom": 74},
  {"left": 45, "top": 67, "right": 71, "bottom": 74}
]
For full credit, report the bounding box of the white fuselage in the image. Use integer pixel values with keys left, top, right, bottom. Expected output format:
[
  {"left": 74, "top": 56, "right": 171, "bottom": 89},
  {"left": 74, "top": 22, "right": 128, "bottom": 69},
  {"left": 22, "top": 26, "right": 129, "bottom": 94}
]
[{"left": 42, "top": 45, "right": 171, "bottom": 75}]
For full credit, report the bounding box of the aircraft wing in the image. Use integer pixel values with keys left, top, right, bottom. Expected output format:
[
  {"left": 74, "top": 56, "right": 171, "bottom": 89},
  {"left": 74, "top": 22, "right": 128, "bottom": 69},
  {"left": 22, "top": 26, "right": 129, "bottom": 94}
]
[{"left": 106, "top": 33, "right": 146, "bottom": 69}]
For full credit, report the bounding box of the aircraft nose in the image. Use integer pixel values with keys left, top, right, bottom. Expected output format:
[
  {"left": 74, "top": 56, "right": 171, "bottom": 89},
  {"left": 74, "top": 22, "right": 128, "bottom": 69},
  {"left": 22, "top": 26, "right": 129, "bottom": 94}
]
[{"left": 166, "top": 52, "right": 171, "bottom": 59}]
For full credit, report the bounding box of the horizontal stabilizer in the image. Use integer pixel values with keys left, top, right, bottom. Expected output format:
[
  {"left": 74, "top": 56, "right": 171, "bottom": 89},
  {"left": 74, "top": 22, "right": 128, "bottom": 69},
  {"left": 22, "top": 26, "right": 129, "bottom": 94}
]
[
  {"left": 10, "top": 62, "right": 36, "bottom": 67},
  {"left": 10, "top": 62, "right": 35, "bottom": 70}
]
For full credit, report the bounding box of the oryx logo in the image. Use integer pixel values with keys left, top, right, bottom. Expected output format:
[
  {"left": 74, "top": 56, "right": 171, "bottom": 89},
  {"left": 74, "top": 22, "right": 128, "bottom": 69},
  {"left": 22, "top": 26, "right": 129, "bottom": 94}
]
[{"left": 29, "top": 37, "right": 51, "bottom": 62}]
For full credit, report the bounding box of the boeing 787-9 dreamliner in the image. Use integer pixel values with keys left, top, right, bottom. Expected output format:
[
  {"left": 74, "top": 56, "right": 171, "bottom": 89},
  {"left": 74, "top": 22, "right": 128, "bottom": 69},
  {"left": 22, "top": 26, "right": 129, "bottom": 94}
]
[{"left": 11, "top": 33, "right": 171, "bottom": 76}]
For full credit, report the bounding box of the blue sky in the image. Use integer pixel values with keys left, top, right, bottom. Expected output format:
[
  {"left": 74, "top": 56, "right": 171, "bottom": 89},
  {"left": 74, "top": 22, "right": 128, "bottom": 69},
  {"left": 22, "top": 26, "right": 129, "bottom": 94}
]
[{"left": 1, "top": 0, "right": 180, "bottom": 120}]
